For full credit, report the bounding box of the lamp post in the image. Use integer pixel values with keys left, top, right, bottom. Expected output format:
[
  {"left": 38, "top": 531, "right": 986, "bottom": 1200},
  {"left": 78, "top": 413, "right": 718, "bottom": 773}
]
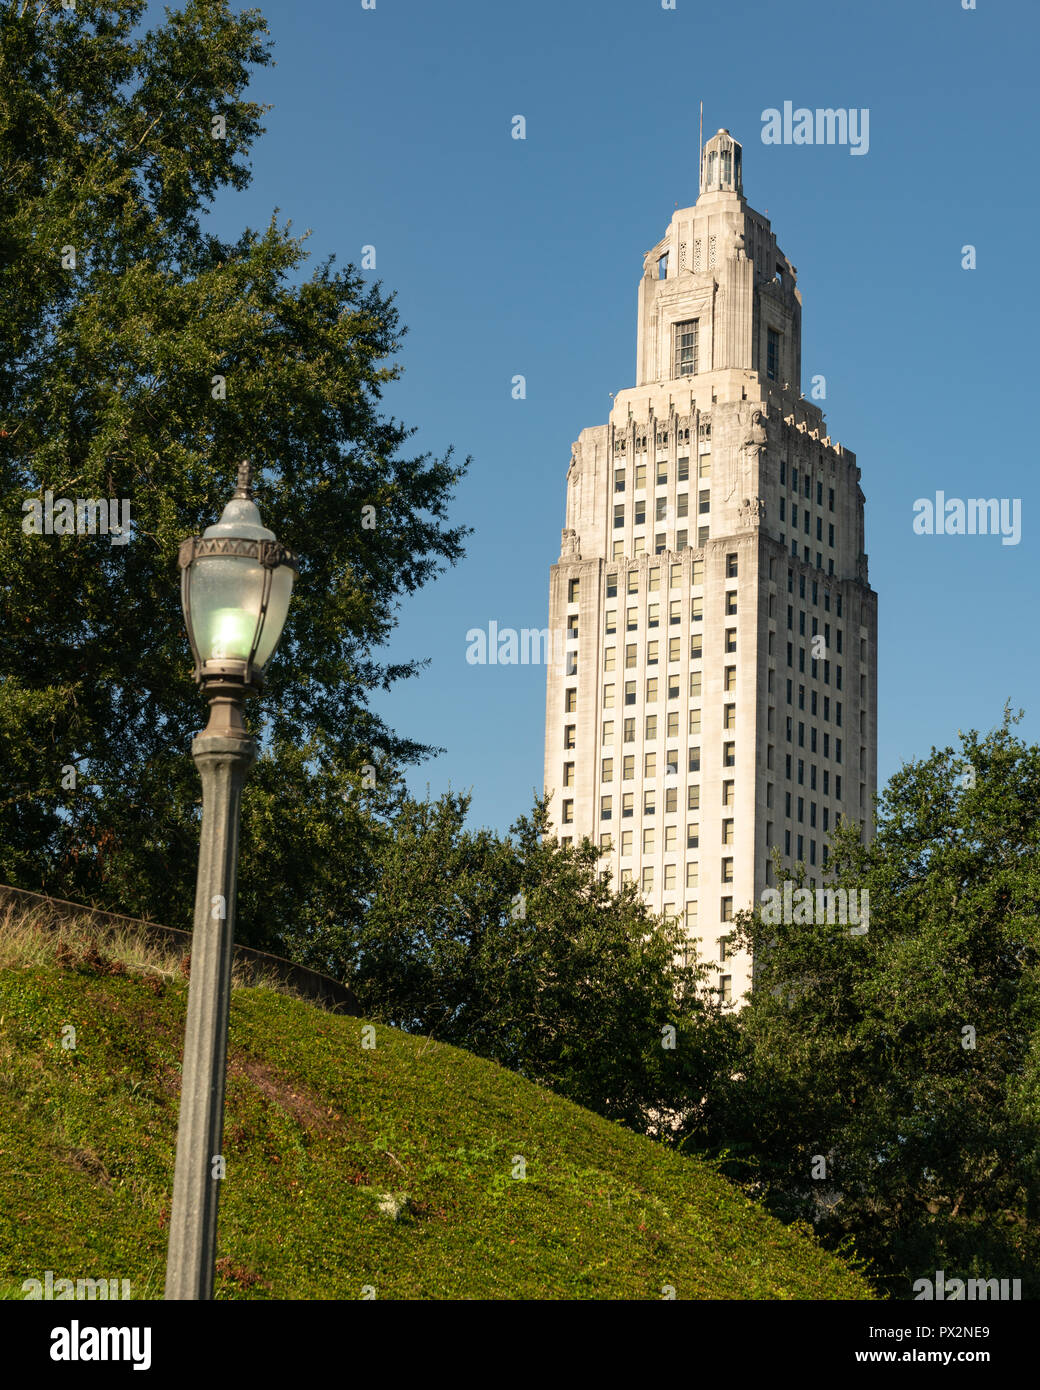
[{"left": 164, "top": 461, "right": 297, "bottom": 1300}]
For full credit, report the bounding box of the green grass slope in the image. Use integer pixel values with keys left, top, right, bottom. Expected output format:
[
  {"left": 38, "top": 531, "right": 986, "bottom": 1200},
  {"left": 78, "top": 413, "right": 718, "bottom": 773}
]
[{"left": 0, "top": 936, "right": 875, "bottom": 1300}]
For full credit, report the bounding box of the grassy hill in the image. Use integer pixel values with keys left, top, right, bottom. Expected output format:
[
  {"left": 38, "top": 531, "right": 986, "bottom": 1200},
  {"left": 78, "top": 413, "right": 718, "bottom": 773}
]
[{"left": 0, "top": 911, "right": 875, "bottom": 1300}]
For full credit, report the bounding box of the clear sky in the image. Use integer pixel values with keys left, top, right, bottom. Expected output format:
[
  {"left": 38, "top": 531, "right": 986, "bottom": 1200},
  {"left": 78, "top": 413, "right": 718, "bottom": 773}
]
[{"left": 184, "top": 0, "right": 1039, "bottom": 835}]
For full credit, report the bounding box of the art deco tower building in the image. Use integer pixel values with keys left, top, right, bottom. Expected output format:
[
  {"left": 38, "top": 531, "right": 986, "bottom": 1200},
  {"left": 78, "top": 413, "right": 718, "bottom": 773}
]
[{"left": 543, "top": 129, "right": 878, "bottom": 1004}]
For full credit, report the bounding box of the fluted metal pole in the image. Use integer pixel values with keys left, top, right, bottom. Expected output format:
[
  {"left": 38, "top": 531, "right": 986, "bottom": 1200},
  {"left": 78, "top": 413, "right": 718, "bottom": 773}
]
[{"left": 165, "top": 692, "right": 255, "bottom": 1300}]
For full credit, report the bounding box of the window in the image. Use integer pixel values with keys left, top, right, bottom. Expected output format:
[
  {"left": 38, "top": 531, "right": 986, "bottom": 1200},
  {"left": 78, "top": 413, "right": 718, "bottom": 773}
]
[
  {"left": 635, "top": 464, "right": 646, "bottom": 491},
  {"left": 726, "top": 553, "right": 738, "bottom": 578},
  {"left": 604, "top": 647, "right": 616, "bottom": 671},
  {"left": 698, "top": 490, "right": 710, "bottom": 514},
  {"left": 642, "top": 866, "right": 654, "bottom": 891},
  {"left": 686, "top": 863, "right": 699, "bottom": 888},
  {"left": 723, "top": 742, "right": 736, "bottom": 767},
  {"left": 720, "top": 975, "right": 732, "bottom": 1004},
  {"left": 725, "top": 591, "right": 737, "bottom": 615},
  {"left": 605, "top": 609, "right": 616, "bottom": 634},
  {"left": 643, "top": 827, "right": 656, "bottom": 853},
  {"left": 677, "top": 493, "right": 689, "bottom": 518},
  {"left": 622, "top": 755, "right": 634, "bottom": 780},
  {"left": 722, "top": 779, "right": 735, "bottom": 806},
  {"left": 568, "top": 578, "right": 579, "bottom": 602},
  {"left": 688, "top": 746, "right": 701, "bottom": 773},
  {"left": 600, "top": 832, "right": 613, "bottom": 850},
  {"left": 670, "top": 563, "right": 682, "bottom": 588},
  {"left": 725, "top": 628, "right": 737, "bottom": 653},
  {"left": 622, "top": 794, "right": 634, "bottom": 819},
  {"left": 563, "top": 725, "right": 575, "bottom": 749},
  {"left": 668, "top": 637, "right": 680, "bottom": 662},
  {"left": 721, "top": 897, "right": 734, "bottom": 922},
  {"left": 627, "top": 572, "right": 639, "bottom": 595},
  {"left": 604, "top": 683, "right": 615, "bottom": 709},
  {"left": 643, "top": 789, "right": 655, "bottom": 815},
  {"left": 614, "top": 502, "right": 624, "bottom": 530},
  {"left": 565, "top": 688, "right": 577, "bottom": 713},
  {"left": 600, "top": 758, "right": 612, "bottom": 783},
  {"left": 698, "top": 525, "right": 709, "bottom": 546},
  {"left": 678, "top": 457, "right": 689, "bottom": 482},
  {"left": 663, "top": 864, "right": 676, "bottom": 891},
  {"left": 634, "top": 501, "right": 646, "bottom": 527},
  {"left": 614, "top": 469, "right": 625, "bottom": 494},
  {"left": 665, "top": 825, "right": 677, "bottom": 851},
  {"left": 720, "top": 935, "right": 733, "bottom": 962},
  {"left": 722, "top": 818, "right": 734, "bottom": 845},
  {"left": 687, "top": 823, "right": 699, "bottom": 848},
  {"left": 670, "top": 599, "right": 681, "bottom": 625},
  {"left": 644, "top": 752, "right": 656, "bottom": 778},
  {"left": 691, "top": 596, "right": 703, "bottom": 622},
  {"left": 721, "top": 857, "right": 734, "bottom": 882},
  {"left": 561, "top": 800, "right": 573, "bottom": 824},
  {"left": 698, "top": 453, "right": 711, "bottom": 480},
  {"left": 690, "top": 670, "right": 702, "bottom": 697},
  {"left": 647, "top": 602, "right": 660, "bottom": 628},
  {"left": 600, "top": 796, "right": 612, "bottom": 821},
  {"left": 665, "top": 747, "right": 679, "bottom": 775},
  {"left": 724, "top": 665, "right": 737, "bottom": 693},
  {"left": 723, "top": 704, "right": 736, "bottom": 730},
  {"left": 564, "top": 762, "right": 575, "bottom": 786},
  {"left": 645, "top": 677, "right": 657, "bottom": 703},
  {"left": 625, "top": 643, "right": 637, "bottom": 669},
  {"left": 665, "top": 786, "right": 678, "bottom": 813},
  {"left": 642, "top": 714, "right": 655, "bottom": 740},
  {"left": 667, "top": 674, "right": 680, "bottom": 700},
  {"left": 691, "top": 634, "right": 702, "bottom": 659},
  {"left": 767, "top": 327, "right": 780, "bottom": 381},
  {"left": 688, "top": 784, "right": 700, "bottom": 810},
  {"left": 607, "top": 572, "right": 618, "bottom": 598},
  {"left": 602, "top": 719, "right": 613, "bottom": 743},
  {"left": 656, "top": 461, "right": 668, "bottom": 487},
  {"left": 674, "top": 319, "right": 698, "bottom": 376},
  {"left": 648, "top": 566, "right": 660, "bottom": 591},
  {"left": 689, "top": 709, "right": 701, "bottom": 735},
  {"left": 655, "top": 496, "right": 667, "bottom": 522}
]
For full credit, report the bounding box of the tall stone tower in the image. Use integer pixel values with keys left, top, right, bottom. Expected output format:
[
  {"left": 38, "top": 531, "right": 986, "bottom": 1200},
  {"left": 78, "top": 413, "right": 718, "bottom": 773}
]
[{"left": 543, "top": 129, "right": 878, "bottom": 1005}]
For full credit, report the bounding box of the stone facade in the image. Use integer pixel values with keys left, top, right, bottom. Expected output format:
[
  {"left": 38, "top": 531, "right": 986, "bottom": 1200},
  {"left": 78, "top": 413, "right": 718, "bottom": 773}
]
[{"left": 543, "top": 129, "right": 878, "bottom": 1005}]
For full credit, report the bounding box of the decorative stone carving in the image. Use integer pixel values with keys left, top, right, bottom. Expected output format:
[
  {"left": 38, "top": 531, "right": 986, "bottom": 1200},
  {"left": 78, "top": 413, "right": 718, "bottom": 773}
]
[
  {"left": 560, "top": 528, "right": 580, "bottom": 558},
  {"left": 738, "top": 498, "right": 765, "bottom": 530}
]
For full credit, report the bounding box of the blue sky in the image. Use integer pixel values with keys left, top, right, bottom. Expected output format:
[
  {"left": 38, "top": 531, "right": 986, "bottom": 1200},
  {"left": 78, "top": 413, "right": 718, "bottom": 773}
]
[{"left": 188, "top": 0, "right": 1038, "bottom": 834}]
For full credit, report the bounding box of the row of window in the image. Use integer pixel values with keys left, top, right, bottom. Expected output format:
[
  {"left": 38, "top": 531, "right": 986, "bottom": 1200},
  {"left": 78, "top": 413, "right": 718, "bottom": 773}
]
[
  {"left": 788, "top": 568, "right": 843, "bottom": 617},
  {"left": 778, "top": 499, "right": 836, "bottom": 548},
  {"left": 614, "top": 455, "right": 711, "bottom": 491},
  {"left": 779, "top": 461, "right": 836, "bottom": 513},
  {"left": 604, "top": 555, "right": 735, "bottom": 600}
]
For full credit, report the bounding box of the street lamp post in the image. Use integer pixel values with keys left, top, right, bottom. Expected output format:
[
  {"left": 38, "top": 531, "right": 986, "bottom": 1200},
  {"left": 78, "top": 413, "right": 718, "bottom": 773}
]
[{"left": 165, "top": 461, "right": 297, "bottom": 1300}]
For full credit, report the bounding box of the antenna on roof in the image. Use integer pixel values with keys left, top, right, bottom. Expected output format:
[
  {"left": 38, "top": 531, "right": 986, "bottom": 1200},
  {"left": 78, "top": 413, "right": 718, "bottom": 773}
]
[{"left": 698, "top": 101, "right": 703, "bottom": 194}]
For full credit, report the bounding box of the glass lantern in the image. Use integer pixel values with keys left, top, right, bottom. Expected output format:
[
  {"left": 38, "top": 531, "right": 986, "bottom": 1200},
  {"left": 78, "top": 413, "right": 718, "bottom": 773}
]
[{"left": 178, "top": 462, "right": 298, "bottom": 690}]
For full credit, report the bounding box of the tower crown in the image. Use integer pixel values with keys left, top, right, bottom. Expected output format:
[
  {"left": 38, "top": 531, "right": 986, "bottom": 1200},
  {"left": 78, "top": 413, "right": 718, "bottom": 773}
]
[{"left": 700, "top": 128, "right": 742, "bottom": 196}]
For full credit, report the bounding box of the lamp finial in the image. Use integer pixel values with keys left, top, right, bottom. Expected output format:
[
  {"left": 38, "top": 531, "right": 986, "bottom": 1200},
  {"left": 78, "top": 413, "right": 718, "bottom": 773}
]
[{"left": 233, "top": 460, "right": 253, "bottom": 499}]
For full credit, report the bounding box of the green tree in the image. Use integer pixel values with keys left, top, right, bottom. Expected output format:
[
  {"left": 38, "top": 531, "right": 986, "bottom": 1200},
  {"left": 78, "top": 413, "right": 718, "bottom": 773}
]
[
  {"left": 0, "top": 1, "right": 468, "bottom": 934},
  {"left": 321, "top": 793, "right": 731, "bottom": 1134},
  {"left": 690, "top": 710, "right": 1040, "bottom": 1298}
]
